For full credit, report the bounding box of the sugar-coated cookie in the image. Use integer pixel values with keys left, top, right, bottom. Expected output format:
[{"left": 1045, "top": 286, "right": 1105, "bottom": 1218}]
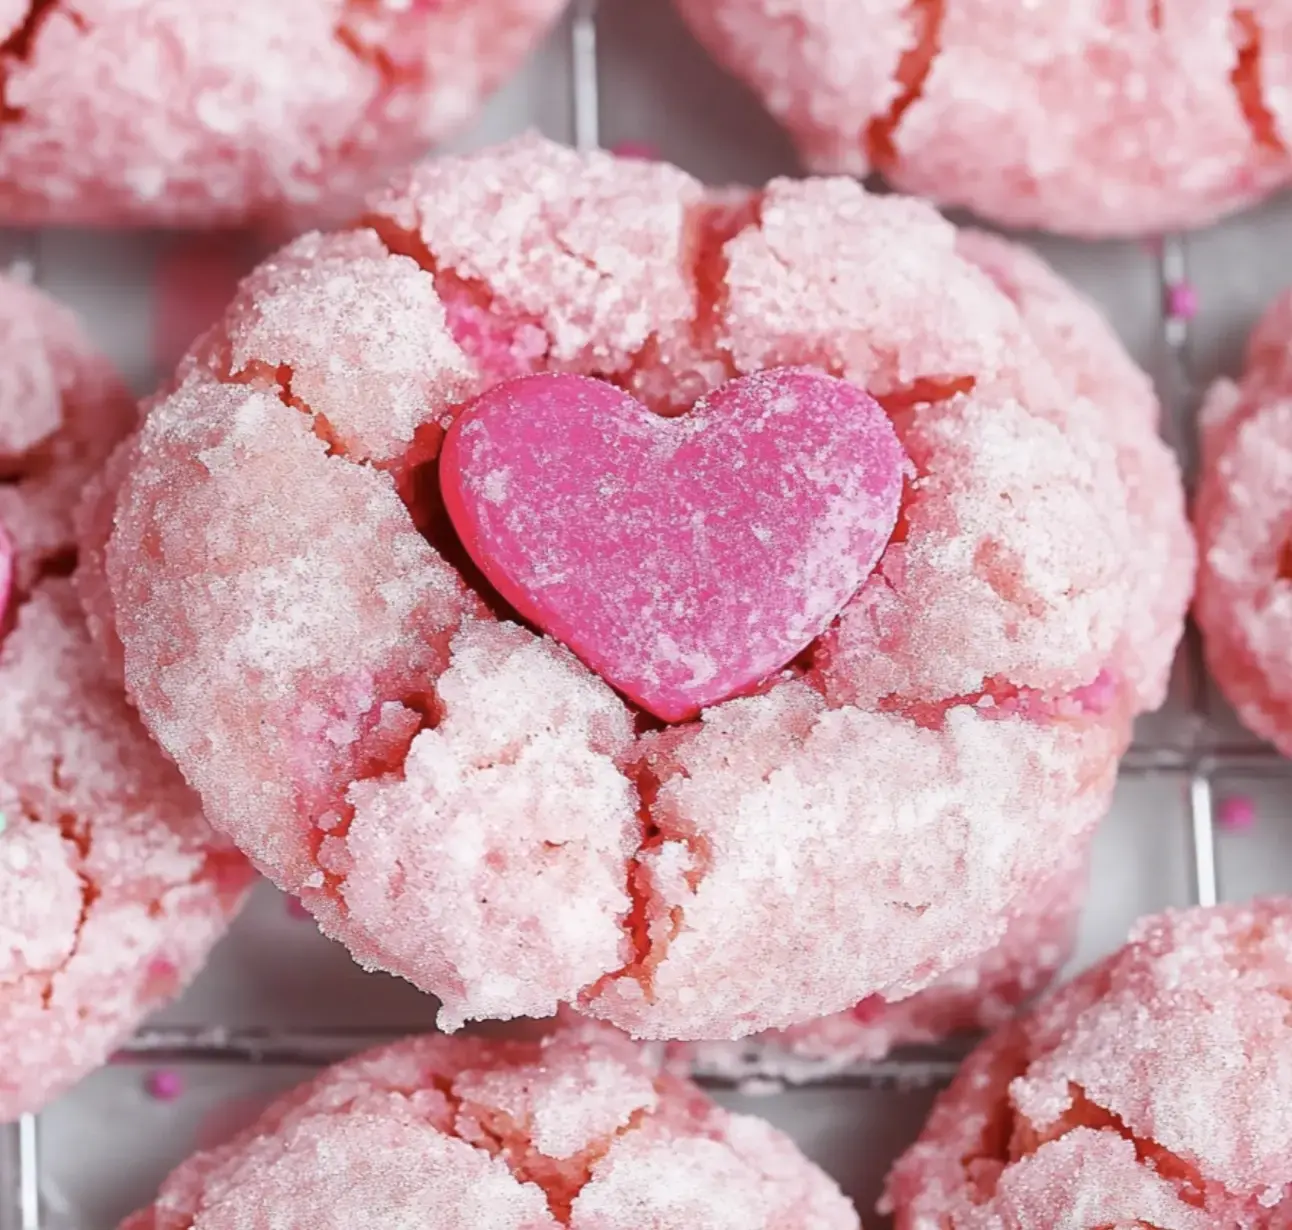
[
  {"left": 119, "top": 1024, "right": 860, "bottom": 1230},
  {"left": 685, "top": 235, "right": 1192, "bottom": 1075},
  {"left": 1195, "top": 288, "right": 1292, "bottom": 754},
  {"left": 88, "top": 137, "right": 1182, "bottom": 1042},
  {"left": 0, "top": 273, "right": 252, "bottom": 1121},
  {"left": 673, "top": 0, "right": 1292, "bottom": 236},
  {"left": 685, "top": 848, "right": 1087, "bottom": 1083},
  {"left": 0, "top": 0, "right": 566, "bottom": 228},
  {"left": 883, "top": 900, "right": 1292, "bottom": 1228}
]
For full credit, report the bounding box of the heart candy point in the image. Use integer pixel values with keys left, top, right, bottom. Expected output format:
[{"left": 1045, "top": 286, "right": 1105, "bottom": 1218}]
[{"left": 439, "top": 367, "right": 908, "bottom": 722}]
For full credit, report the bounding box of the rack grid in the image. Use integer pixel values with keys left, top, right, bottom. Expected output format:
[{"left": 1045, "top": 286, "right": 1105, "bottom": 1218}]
[{"left": 0, "top": 1, "right": 1279, "bottom": 1225}]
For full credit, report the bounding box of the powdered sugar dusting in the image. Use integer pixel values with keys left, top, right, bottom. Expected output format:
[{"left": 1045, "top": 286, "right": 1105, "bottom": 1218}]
[{"left": 120, "top": 1025, "right": 859, "bottom": 1229}]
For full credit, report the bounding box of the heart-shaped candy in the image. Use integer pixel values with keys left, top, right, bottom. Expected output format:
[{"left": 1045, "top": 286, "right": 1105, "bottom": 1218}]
[{"left": 440, "top": 368, "right": 906, "bottom": 721}]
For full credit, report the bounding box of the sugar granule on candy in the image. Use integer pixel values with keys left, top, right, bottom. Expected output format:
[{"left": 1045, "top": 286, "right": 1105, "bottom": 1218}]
[{"left": 440, "top": 368, "right": 907, "bottom": 720}]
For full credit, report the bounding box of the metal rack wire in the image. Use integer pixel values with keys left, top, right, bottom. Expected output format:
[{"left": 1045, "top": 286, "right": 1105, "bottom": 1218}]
[{"left": 0, "top": 2, "right": 1278, "bottom": 1225}]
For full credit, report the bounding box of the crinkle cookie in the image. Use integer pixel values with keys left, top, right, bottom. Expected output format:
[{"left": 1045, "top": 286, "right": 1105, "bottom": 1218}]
[
  {"left": 0, "top": 0, "right": 566, "bottom": 228},
  {"left": 673, "top": 0, "right": 1292, "bottom": 236},
  {"left": 0, "top": 273, "right": 252, "bottom": 1121},
  {"left": 1195, "top": 288, "right": 1292, "bottom": 755},
  {"left": 87, "top": 136, "right": 1183, "bottom": 1042},
  {"left": 686, "top": 235, "right": 1192, "bottom": 1074},
  {"left": 882, "top": 899, "right": 1292, "bottom": 1228},
  {"left": 119, "top": 1024, "right": 860, "bottom": 1230}
]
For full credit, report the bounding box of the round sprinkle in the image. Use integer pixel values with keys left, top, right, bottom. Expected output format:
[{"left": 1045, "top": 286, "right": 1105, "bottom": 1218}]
[
  {"left": 145, "top": 1069, "right": 185, "bottom": 1102},
  {"left": 1166, "top": 281, "right": 1199, "bottom": 321},
  {"left": 1216, "top": 793, "right": 1256, "bottom": 832},
  {"left": 610, "top": 140, "right": 659, "bottom": 161}
]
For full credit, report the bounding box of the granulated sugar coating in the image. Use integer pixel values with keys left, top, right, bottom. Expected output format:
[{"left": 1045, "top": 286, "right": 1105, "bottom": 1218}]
[
  {"left": 0, "top": 0, "right": 566, "bottom": 228},
  {"left": 883, "top": 900, "right": 1292, "bottom": 1227},
  {"left": 1196, "top": 288, "right": 1292, "bottom": 756},
  {"left": 955, "top": 230, "right": 1194, "bottom": 714},
  {"left": 0, "top": 275, "right": 252, "bottom": 1121},
  {"left": 672, "top": 0, "right": 1292, "bottom": 237},
  {"left": 90, "top": 137, "right": 1189, "bottom": 1040},
  {"left": 684, "top": 848, "right": 1088, "bottom": 1084},
  {"left": 118, "top": 1024, "right": 861, "bottom": 1230}
]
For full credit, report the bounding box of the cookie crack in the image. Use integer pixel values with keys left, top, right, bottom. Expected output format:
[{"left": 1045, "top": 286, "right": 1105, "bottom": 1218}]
[
  {"left": 1007, "top": 1083, "right": 1209, "bottom": 1211},
  {"left": 865, "top": 0, "right": 945, "bottom": 172},
  {"left": 1231, "top": 6, "right": 1285, "bottom": 155},
  {"left": 0, "top": 0, "right": 84, "bottom": 125}
]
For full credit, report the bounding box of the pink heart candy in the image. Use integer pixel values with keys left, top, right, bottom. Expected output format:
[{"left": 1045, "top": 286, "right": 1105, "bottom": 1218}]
[{"left": 440, "top": 368, "right": 907, "bottom": 722}]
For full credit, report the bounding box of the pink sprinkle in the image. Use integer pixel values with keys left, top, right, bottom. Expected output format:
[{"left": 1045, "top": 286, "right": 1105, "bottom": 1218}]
[
  {"left": 611, "top": 140, "right": 659, "bottom": 161},
  {"left": 146, "top": 956, "right": 178, "bottom": 980},
  {"left": 1217, "top": 793, "right": 1256, "bottom": 832},
  {"left": 145, "top": 1069, "right": 184, "bottom": 1101},
  {"left": 286, "top": 895, "right": 311, "bottom": 920},
  {"left": 1166, "top": 281, "right": 1199, "bottom": 321}
]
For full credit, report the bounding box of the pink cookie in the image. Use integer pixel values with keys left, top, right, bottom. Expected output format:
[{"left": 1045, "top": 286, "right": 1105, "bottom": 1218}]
[
  {"left": 882, "top": 900, "right": 1292, "bottom": 1227},
  {"left": 89, "top": 136, "right": 1177, "bottom": 1042},
  {"left": 0, "top": 273, "right": 252, "bottom": 1121},
  {"left": 685, "top": 847, "right": 1088, "bottom": 1084},
  {"left": 687, "top": 234, "right": 1192, "bottom": 1073},
  {"left": 673, "top": 0, "right": 1292, "bottom": 236},
  {"left": 1195, "top": 288, "right": 1292, "bottom": 754},
  {"left": 119, "top": 1024, "right": 860, "bottom": 1230},
  {"left": 0, "top": 0, "right": 566, "bottom": 229}
]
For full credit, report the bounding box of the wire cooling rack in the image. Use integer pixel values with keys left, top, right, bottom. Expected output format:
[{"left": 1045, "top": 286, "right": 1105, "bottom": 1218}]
[{"left": 2, "top": 1, "right": 1289, "bottom": 1225}]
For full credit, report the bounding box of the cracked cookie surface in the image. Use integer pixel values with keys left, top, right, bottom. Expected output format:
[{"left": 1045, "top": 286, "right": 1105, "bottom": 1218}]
[
  {"left": 882, "top": 900, "right": 1292, "bottom": 1228},
  {"left": 673, "top": 0, "right": 1292, "bottom": 236},
  {"left": 0, "top": 273, "right": 252, "bottom": 1120},
  {"left": 0, "top": 0, "right": 566, "bottom": 228},
  {"left": 87, "top": 137, "right": 1187, "bottom": 1041},
  {"left": 118, "top": 1023, "right": 860, "bottom": 1230}
]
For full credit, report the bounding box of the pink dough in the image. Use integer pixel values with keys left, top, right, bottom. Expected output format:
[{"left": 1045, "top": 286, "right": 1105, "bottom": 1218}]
[
  {"left": 882, "top": 900, "right": 1292, "bottom": 1227},
  {"left": 1195, "top": 288, "right": 1292, "bottom": 755},
  {"left": 119, "top": 1024, "right": 860, "bottom": 1230},
  {"left": 0, "top": 273, "right": 252, "bottom": 1120},
  {"left": 89, "top": 137, "right": 1186, "bottom": 1041},
  {"left": 441, "top": 369, "right": 906, "bottom": 721},
  {"left": 673, "top": 0, "right": 1292, "bottom": 236},
  {"left": 0, "top": 0, "right": 566, "bottom": 228}
]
